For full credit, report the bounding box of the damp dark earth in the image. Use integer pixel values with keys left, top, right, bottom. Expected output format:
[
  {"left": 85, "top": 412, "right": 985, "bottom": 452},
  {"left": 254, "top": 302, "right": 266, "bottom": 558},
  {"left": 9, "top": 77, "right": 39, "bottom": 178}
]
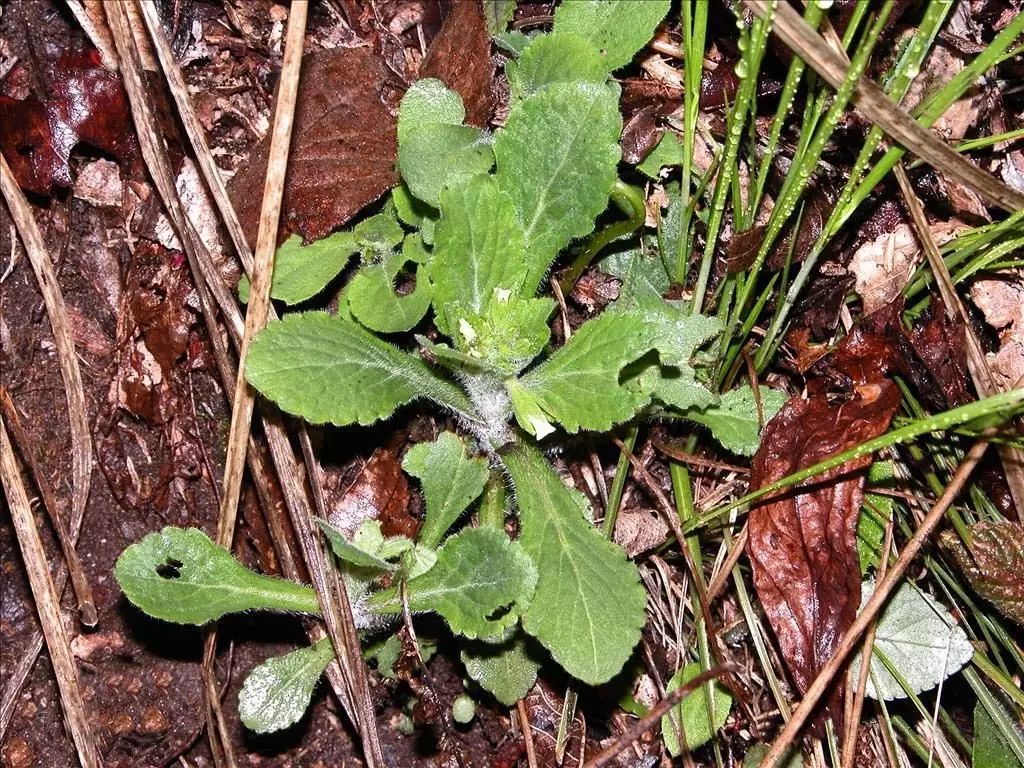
[{"left": 1, "top": 2, "right": 1022, "bottom": 768}]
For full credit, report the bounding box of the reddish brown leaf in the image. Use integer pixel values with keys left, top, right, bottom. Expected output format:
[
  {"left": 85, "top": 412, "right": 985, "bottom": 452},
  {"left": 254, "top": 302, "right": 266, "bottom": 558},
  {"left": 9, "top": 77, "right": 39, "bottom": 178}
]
[
  {"left": 908, "top": 301, "right": 973, "bottom": 409},
  {"left": 229, "top": 47, "right": 399, "bottom": 244},
  {"left": 419, "top": 0, "right": 495, "bottom": 128},
  {"left": 748, "top": 327, "right": 901, "bottom": 723},
  {"left": 944, "top": 521, "right": 1024, "bottom": 626},
  {"left": 329, "top": 449, "right": 416, "bottom": 539},
  {"left": 0, "top": 49, "right": 137, "bottom": 196}
]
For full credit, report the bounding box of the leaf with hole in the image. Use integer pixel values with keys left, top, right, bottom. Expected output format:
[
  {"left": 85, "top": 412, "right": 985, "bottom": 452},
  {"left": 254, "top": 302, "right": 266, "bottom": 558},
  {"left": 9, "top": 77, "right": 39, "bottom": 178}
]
[
  {"left": 347, "top": 245, "right": 433, "bottom": 334},
  {"left": 369, "top": 527, "right": 537, "bottom": 640},
  {"left": 115, "top": 527, "right": 319, "bottom": 624},
  {"left": 239, "top": 638, "right": 334, "bottom": 734}
]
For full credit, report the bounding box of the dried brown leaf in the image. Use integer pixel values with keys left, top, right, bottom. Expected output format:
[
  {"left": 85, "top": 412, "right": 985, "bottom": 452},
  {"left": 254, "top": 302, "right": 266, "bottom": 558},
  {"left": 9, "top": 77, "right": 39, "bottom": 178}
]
[
  {"left": 944, "top": 521, "right": 1024, "bottom": 626},
  {"left": 748, "top": 326, "right": 901, "bottom": 722},
  {"left": 229, "top": 47, "right": 398, "bottom": 244},
  {"left": 420, "top": 0, "right": 495, "bottom": 128},
  {"left": 329, "top": 450, "right": 415, "bottom": 539}
]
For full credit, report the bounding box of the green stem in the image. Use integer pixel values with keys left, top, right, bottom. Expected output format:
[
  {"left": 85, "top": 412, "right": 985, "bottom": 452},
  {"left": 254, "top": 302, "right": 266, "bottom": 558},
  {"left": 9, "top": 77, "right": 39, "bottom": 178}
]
[
  {"left": 559, "top": 181, "right": 646, "bottom": 294},
  {"left": 603, "top": 424, "right": 639, "bottom": 539}
]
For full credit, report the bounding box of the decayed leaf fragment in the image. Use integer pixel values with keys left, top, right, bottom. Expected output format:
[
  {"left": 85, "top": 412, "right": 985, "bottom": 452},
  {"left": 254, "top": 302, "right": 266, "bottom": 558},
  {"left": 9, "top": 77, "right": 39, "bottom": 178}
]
[
  {"left": 229, "top": 47, "right": 399, "bottom": 243},
  {"left": 943, "top": 521, "right": 1024, "bottom": 627},
  {"left": 747, "top": 321, "right": 902, "bottom": 722}
]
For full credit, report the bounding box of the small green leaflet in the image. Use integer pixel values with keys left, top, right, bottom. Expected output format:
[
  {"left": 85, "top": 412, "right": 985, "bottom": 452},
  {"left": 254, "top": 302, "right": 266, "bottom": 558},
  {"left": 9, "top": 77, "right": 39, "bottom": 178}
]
[
  {"left": 245, "top": 312, "right": 472, "bottom": 426},
  {"left": 495, "top": 82, "right": 622, "bottom": 296},
  {"left": 398, "top": 80, "right": 493, "bottom": 208},
  {"left": 506, "top": 32, "right": 607, "bottom": 101},
  {"left": 502, "top": 444, "right": 646, "bottom": 684},
  {"left": 661, "top": 662, "right": 733, "bottom": 756},
  {"left": 686, "top": 385, "right": 787, "bottom": 456},
  {"left": 239, "top": 638, "right": 334, "bottom": 733},
  {"left": 432, "top": 174, "right": 526, "bottom": 335},
  {"left": 514, "top": 311, "right": 654, "bottom": 434},
  {"left": 462, "top": 634, "right": 541, "bottom": 706},
  {"left": 637, "top": 132, "right": 685, "bottom": 179},
  {"left": 553, "top": 0, "right": 672, "bottom": 72},
  {"left": 115, "top": 526, "right": 319, "bottom": 625},
  {"left": 369, "top": 527, "right": 537, "bottom": 640},
  {"left": 402, "top": 432, "right": 489, "bottom": 549},
  {"left": 602, "top": 245, "right": 671, "bottom": 306},
  {"left": 347, "top": 247, "right": 432, "bottom": 334},
  {"left": 743, "top": 744, "right": 802, "bottom": 768},
  {"left": 238, "top": 232, "right": 358, "bottom": 306},
  {"left": 852, "top": 580, "right": 974, "bottom": 700},
  {"left": 317, "top": 518, "right": 397, "bottom": 572},
  {"left": 857, "top": 493, "right": 894, "bottom": 574},
  {"left": 457, "top": 294, "right": 553, "bottom": 375}
]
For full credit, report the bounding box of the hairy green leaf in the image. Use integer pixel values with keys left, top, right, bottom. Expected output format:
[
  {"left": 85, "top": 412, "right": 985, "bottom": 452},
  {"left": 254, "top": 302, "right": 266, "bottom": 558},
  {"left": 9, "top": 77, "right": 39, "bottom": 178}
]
[
  {"left": 347, "top": 247, "right": 432, "bottom": 334},
  {"left": 239, "top": 638, "right": 334, "bottom": 733},
  {"left": 246, "top": 312, "right": 471, "bottom": 426},
  {"left": 514, "top": 311, "right": 653, "bottom": 434},
  {"left": 853, "top": 580, "right": 974, "bottom": 700},
  {"left": 686, "top": 386, "right": 787, "bottom": 456},
  {"left": 399, "top": 123, "right": 494, "bottom": 208},
  {"left": 507, "top": 32, "right": 608, "bottom": 101},
  {"left": 403, "top": 432, "right": 490, "bottom": 548},
  {"left": 370, "top": 527, "right": 537, "bottom": 640},
  {"left": 458, "top": 294, "right": 553, "bottom": 375},
  {"left": 462, "top": 634, "right": 541, "bottom": 706},
  {"left": 115, "top": 526, "right": 318, "bottom": 624},
  {"left": 503, "top": 444, "right": 645, "bottom": 684},
  {"left": 483, "top": 0, "right": 516, "bottom": 36},
  {"left": 974, "top": 698, "right": 1024, "bottom": 768},
  {"left": 432, "top": 174, "right": 526, "bottom": 335},
  {"left": 553, "top": 0, "right": 671, "bottom": 72},
  {"left": 661, "top": 663, "right": 733, "bottom": 755},
  {"left": 495, "top": 82, "right": 622, "bottom": 295},
  {"left": 398, "top": 79, "right": 466, "bottom": 141},
  {"left": 317, "top": 518, "right": 397, "bottom": 572},
  {"left": 238, "top": 233, "right": 357, "bottom": 306}
]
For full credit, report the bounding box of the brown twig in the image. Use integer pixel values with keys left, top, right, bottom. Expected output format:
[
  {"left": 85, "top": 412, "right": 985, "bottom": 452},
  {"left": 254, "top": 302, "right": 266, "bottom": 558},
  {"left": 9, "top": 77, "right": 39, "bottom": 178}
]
[
  {"left": 0, "top": 154, "right": 93, "bottom": 590},
  {"left": 583, "top": 664, "right": 738, "bottom": 768},
  {"left": 516, "top": 698, "right": 540, "bottom": 768},
  {"left": 892, "top": 161, "right": 1024, "bottom": 518},
  {"left": 0, "top": 387, "right": 95, "bottom": 626},
  {"left": 705, "top": 523, "right": 748, "bottom": 605},
  {"left": 743, "top": 0, "right": 1024, "bottom": 213},
  {"left": 757, "top": 438, "right": 991, "bottom": 768},
  {"left": 0, "top": 418, "right": 103, "bottom": 768}
]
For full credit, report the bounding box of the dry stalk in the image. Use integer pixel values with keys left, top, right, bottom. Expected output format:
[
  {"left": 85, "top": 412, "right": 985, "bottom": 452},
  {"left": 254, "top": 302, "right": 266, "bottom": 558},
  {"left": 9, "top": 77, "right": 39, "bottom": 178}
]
[
  {"left": 0, "top": 418, "right": 103, "bottom": 768},
  {"left": 0, "top": 387, "right": 95, "bottom": 625},
  {"left": 0, "top": 155, "right": 93, "bottom": 595}
]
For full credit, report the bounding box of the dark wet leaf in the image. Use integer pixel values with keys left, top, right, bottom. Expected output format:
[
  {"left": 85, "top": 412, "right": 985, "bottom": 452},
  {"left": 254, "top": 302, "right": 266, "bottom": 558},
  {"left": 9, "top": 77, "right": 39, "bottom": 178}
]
[
  {"left": 229, "top": 48, "right": 398, "bottom": 244},
  {"left": 0, "top": 49, "right": 137, "bottom": 195},
  {"left": 944, "top": 521, "right": 1024, "bottom": 627},
  {"left": 621, "top": 104, "right": 661, "bottom": 165},
  {"left": 420, "top": 0, "right": 495, "bottom": 128},
  {"left": 908, "top": 301, "right": 973, "bottom": 409},
  {"left": 725, "top": 225, "right": 767, "bottom": 274},
  {"left": 748, "top": 325, "right": 902, "bottom": 723}
]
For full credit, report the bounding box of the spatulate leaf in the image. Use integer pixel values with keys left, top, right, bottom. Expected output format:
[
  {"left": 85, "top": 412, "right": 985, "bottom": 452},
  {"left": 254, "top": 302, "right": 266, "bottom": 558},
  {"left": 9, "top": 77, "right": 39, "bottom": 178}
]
[
  {"left": 239, "top": 639, "right": 334, "bottom": 734},
  {"left": 115, "top": 527, "right": 319, "bottom": 624},
  {"left": 502, "top": 444, "right": 645, "bottom": 684}
]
